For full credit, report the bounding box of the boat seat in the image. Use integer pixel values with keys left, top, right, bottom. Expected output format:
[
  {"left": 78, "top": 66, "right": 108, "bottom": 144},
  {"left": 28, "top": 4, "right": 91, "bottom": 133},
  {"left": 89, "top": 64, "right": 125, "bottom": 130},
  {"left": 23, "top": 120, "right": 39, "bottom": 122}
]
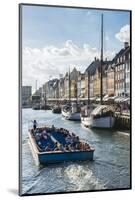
[
  {"left": 51, "top": 131, "right": 67, "bottom": 145},
  {"left": 36, "top": 135, "right": 55, "bottom": 151}
]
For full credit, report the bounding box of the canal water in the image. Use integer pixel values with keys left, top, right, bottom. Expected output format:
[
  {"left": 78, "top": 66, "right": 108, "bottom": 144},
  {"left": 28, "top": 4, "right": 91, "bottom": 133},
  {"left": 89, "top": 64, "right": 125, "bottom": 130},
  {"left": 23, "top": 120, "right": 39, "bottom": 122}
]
[{"left": 21, "top": 109, "right": 131, "bottom": 195}]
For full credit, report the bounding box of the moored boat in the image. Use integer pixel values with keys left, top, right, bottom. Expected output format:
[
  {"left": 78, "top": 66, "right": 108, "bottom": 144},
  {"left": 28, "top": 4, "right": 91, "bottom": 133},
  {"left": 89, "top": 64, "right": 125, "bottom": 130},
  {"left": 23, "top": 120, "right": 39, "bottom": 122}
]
[
  {"left": 52, "top": 106, "right": 61, "bottom": 114},
  {"left": 62, "top": 103, "right": 81, "bottom": 121},
  {"left": 28, "top": 124, "right": 95, "bottom": 165},
  {"left": 81, "top": 104, "right": 95, "bottom": 127},
  {"left": 88, "top": 105, "right": 115, "bottom": 128},
  {"left": 81, "top": 14, "right": 115, "bottom": 129},
  {"left": 40, "top": 104, "right": 51, "bottom": 110},
  {"left": 32, "top": 103, "right": 40, "bottom": 110}
]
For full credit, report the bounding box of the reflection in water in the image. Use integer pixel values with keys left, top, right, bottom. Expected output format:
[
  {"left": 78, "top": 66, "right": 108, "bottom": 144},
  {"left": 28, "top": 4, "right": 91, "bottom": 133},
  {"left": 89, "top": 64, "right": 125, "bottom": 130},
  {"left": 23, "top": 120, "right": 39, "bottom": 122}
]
[{"left": 21, "top": 109, "right": 130, "bottom": 194}]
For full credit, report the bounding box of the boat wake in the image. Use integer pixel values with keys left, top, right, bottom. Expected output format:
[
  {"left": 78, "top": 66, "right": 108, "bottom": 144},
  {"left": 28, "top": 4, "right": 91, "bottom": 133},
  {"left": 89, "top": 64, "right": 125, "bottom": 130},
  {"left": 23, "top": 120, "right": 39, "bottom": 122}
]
[{"left": 64, "top": 164, "right": 105, "bottom": 191}]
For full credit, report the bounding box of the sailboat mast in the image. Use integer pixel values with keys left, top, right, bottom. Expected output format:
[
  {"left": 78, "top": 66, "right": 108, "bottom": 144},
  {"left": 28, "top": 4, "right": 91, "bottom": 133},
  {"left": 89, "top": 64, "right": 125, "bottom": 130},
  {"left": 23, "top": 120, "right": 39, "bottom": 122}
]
[
  {"left": 88, "top": 70, "right": 90, "bottom": 106},
  {"left": 100, "top": 14, "right": 103, "bottom": 105},
  {"left": 69, "top": 67, "right": 71, "bottom": 102}
]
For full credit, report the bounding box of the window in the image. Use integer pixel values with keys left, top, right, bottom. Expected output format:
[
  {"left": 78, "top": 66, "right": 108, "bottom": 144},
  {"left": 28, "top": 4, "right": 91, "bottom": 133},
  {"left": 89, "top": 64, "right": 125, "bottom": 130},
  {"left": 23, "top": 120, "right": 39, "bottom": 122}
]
[
  {"left": 126, "top": 72, "right": 130, "bottom": 79},
  {"left": 120, "top": 65, "right": 122, "bottom": 70},
  {"left": 127, "top": 63, "right": 130, "bottom": 71},
  {"left": 122, "top": 73, "right": 124, "bottom": 79},
  {"left": 118, "top": 83, "right": 119, "bottom": 89},
  {"left": 123, "top": 82, "right": 124, "bottom": 89},
  {"left": 120, "top": 73, "right": 122, "bottom": 80}
]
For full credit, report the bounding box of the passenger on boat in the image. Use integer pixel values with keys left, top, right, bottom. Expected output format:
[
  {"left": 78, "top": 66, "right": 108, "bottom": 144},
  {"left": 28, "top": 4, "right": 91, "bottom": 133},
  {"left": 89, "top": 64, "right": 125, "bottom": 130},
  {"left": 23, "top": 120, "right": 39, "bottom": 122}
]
[
  {"left": 33, "top": 120, "right": 38, "bottom": 130},
  {"left": 73, "top": 136, "right": 79, "bottom": 143},
  {"left": 51, "top": 125, "right": 55, "bottom": 131},
  {"left": 37, "top": 141, "right": 42, "bottom": 149},
  {"left": 59, "top": 144, "right": 65, "bottom": 151},
  {"left": 75, "top": 142, "right": 81, "bottom": 150},
  {"left": 41, "top": 130, "right": 48, "bottom": 140},
  {"left": 64, "top": 144, "right": 70, "bottom": 151},
  {"left": 71, "top": 132, "right": 75, "bottom": 137},
  {"left": 65, "top": 135, "right": 72, "bottom": 144},
  {"left": 54, "top": 142, "right": 60, "bottom": 151},
  {"left": 35, "top": 132, "right": 41, "bottom": 141},
  {"left": 45, "top": 144, "right": 52, "bottom": 151}
]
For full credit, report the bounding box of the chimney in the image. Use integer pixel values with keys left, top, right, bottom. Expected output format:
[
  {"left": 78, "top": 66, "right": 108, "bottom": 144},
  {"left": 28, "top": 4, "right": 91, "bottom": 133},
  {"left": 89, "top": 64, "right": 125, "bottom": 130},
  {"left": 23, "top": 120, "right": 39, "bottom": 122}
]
[{"left": 124, "top": 42, "right": 129, "bottom": 49}]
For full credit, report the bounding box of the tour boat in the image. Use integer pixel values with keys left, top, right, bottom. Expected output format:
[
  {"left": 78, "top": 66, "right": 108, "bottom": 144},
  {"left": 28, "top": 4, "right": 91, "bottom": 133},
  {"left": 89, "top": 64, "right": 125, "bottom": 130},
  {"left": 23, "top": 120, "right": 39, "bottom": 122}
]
[{"left": 28, "top": 125, "right": 95, "bottom": 165}]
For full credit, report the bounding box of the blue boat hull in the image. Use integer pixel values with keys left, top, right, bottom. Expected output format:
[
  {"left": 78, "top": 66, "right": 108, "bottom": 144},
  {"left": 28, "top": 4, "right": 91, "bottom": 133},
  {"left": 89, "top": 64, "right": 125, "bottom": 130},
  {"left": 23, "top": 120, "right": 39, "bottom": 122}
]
[{"left": 38, "top": 151, "right": 94, "bottom": 165}]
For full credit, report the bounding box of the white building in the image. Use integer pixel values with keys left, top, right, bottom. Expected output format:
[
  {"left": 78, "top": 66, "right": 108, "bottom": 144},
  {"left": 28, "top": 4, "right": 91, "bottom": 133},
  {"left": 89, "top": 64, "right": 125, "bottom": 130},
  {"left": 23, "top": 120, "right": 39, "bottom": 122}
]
[{"left": 22, "top": 86, "right": 32, "bottom": 105}]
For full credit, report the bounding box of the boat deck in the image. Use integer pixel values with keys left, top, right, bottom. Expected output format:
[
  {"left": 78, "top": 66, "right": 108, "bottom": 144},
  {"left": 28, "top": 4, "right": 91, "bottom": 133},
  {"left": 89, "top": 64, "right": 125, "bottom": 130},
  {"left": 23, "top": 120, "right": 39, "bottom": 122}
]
[
  {"left": 31, "top": 126, "right": 93, "bottom": 152},
  {"left": 29, "top": 126, "right": 95, "bottom": 164}
]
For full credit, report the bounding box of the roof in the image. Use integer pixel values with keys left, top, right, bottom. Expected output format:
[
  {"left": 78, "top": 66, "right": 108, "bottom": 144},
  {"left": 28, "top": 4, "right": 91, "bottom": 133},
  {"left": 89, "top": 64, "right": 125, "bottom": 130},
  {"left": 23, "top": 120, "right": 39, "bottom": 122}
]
[
  {"left": 112, "top": 46, "right": 130, "bottom": 63},
  {"left": 85, "top": 59, "right": 110, "bottom": 76}
]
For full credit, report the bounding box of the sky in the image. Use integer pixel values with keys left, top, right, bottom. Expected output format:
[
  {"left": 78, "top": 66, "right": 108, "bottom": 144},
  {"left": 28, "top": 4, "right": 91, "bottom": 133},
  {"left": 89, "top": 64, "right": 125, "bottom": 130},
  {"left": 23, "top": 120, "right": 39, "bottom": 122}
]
[{"left": 22, "top": 5, "right": 130, "bottom": 91}]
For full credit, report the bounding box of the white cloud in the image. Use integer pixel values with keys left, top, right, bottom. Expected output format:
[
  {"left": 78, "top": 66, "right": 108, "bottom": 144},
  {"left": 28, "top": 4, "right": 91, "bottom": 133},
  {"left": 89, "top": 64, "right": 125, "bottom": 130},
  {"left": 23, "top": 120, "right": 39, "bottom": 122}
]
[
  {"left": 115, "top": 24, "right": 130, "bottom": 43},
  {"left": 23, "top": 40, "right": 115, "bottom": 90},
  {"left": 105, "top": 36, "right": 109, "bottom": 41}
]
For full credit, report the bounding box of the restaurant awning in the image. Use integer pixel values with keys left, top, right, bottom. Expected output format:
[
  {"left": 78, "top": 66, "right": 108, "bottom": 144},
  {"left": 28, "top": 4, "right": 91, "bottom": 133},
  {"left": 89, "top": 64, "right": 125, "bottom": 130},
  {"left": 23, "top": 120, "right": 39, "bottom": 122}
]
[
  {"left": 103, "top": 95, "right": 109, "bottom": 101},
  {"left": 122, "top": 97, "right": 130, "bottom": 102},
  {"left": 114, "top": 97, "right": 130, "bottom": 102},
  {"left": 90, "top": 97, "right": 97, "bottom": 101},
  {"left": 96, "top": 97, "right": 101, "bottom": 102}
]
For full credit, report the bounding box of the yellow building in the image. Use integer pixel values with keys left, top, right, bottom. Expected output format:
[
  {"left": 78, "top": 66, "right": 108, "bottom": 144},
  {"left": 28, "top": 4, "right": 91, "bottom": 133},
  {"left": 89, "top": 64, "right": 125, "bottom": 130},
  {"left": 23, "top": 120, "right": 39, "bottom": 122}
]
[
  {"left": 85, "top": 74, "right": 88, "bottom": 98},
  {"left": 64, "top": 72, "right": 69, "bottom": 99},
  {"left": 93, "top": 68, "right": 101, "bottom": 97},
  {"left": 71, "top": 80, "right": 77, "bottom": 98},
  {"left": 70, "top": 67, "right": 79, "bottom": 99}
]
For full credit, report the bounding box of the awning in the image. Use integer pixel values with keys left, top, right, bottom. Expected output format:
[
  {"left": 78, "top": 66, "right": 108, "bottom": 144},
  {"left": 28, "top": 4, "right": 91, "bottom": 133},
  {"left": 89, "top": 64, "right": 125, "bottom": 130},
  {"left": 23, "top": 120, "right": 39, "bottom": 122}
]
[
  {"left": 107, "top": 96, "right": 117, "bottom": 100},
  {"left": 114, "top": 97, "right": 130, "bottom": 102},
  {"left": 103, "top": 95, "right": 108, "bottom": 101},
  {"left": 122, "top": 97, "right": 130, "bottom": 102},
  {"left": 90, "top": 97, "right": 96, "bottom": 100},
  {"left": 96, "top": 97, "right": 101, "bottom": 102},
  {"left": 114, "top": 97, "right": 123, "bottom": 102}
]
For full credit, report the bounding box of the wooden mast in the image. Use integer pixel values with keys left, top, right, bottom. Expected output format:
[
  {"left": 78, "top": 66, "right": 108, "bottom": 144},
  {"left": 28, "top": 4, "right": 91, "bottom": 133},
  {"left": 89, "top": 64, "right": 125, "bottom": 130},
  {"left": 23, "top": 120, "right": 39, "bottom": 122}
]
[
  {"left": 88, "top": 70, "right": 90, "bottom": 106},
  {"left": 68, "top": 67, "right": 71, "bottom": 103},
  {"left": 100, "top": 14, "right": 103, "bottom": 105}
]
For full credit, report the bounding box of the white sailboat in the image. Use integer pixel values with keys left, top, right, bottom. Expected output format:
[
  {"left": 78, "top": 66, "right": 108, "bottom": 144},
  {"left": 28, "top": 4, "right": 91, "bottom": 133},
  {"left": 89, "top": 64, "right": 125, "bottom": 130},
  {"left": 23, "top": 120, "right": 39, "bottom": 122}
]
[
  {"left": 62, "top": 102, "right": 81, "bottom": 120},
  {"left": 88, "top": 105, "right": 115, "bottom": 128},
  {"left": 62, "top": 68, "right": 81, "bottom": 121},
  {"left": 81, "top": 14, "right": 115, "bottom": 129},
  {"left": 81, "top": 70, "right": 94, "bottom": 127},
  {"left": 81, "top": 105, "right": 93, "bottom": 127}
]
